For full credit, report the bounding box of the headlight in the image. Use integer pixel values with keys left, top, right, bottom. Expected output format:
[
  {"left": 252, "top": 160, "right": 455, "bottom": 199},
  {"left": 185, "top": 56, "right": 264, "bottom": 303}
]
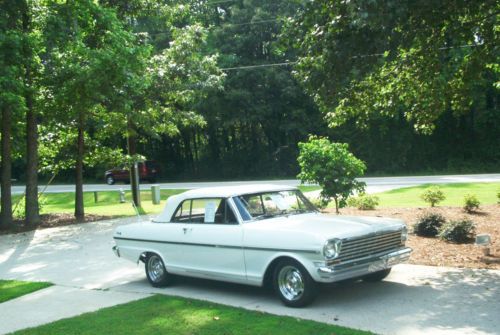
[
  {"left": 401, "top": 226, "right": 408, "bottom": 243},
  {"left": 323, "top": 239, "right": 342, "bottom": 259}
]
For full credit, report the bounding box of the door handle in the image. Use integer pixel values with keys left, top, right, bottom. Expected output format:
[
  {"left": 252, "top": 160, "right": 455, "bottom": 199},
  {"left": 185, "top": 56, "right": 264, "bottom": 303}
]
[{"left": 182, "top": 228, "right": 192, "bottom": 234}]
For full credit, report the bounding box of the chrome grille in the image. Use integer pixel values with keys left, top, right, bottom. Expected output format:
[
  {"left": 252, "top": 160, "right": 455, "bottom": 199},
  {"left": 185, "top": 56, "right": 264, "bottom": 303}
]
[{"left": 339, "top": 230, "right": 403, "bottom": 262}]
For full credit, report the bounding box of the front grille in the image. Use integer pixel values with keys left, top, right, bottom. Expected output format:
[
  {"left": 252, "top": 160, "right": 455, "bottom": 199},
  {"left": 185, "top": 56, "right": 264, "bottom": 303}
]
[{"left": 339, "top": 230, "right": 403, "bottom": 262}]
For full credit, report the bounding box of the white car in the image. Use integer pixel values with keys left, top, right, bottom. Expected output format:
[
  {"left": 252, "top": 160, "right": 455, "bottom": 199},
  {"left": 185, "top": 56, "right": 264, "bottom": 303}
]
[{"left": 112, "top": 184, "right": 411, "bottom": 307}]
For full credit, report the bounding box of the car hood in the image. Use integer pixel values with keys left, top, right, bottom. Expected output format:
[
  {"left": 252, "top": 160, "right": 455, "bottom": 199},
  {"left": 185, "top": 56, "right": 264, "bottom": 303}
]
[{"left": 244, "top": 212, "right": 405, "bottom": 242}]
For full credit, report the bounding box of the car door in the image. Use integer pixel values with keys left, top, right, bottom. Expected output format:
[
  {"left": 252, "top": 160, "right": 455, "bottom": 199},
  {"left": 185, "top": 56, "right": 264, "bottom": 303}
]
[{"left": 172, "top": 198, "right": 246, "bottom": 283}]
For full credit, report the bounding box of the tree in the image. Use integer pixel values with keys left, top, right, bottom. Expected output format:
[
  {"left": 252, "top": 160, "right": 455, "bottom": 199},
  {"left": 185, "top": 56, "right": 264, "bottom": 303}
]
[
  {"left": 286, "top": 0, "right": 499, "bottom": 133},
  {"left": 0, "top": 0, "right": 27, "bottom": 229},
  {"left": 21, "top": 0, "right": 41, "bottom": 226},
  {"left": 42, "top": 0, "right": 150, "bottom": 221},
  {"left": 171, "top": 0, "right": 325, "bottom": 179},
  {"left": 99, "top": 1, "right": 225, "bottom": 206},
  {"left": 297, "top": 136, "right": 366, "bottom": 214}
]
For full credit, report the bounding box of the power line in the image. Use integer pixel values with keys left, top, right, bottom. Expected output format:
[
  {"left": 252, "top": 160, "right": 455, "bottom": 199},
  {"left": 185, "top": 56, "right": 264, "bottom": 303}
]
[
  {"left": 219, "top": 43, "right": 488, "bottom": 71},
  {"left": 221, "top": 18, "right": 282, "bottom": 27},
  {"left": 204, "top": 0, "right": 235, "bottom": 5},
  {"left": 220, "top": 61, "right": 296, "bottom": 71},
  {"left": 350, "top": 43, "right": 487, "bottom": 59}
]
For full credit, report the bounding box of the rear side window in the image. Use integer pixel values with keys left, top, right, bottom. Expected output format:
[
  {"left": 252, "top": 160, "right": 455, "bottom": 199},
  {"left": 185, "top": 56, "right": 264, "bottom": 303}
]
[{"left": 171, "top": 198, "right": 238, "bottom": 224}]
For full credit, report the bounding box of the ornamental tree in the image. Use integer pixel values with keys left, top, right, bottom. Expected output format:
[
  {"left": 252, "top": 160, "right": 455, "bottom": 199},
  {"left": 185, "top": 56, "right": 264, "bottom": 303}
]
[{"left": 297, "top": 136, "right": 366, "bottom": 214}]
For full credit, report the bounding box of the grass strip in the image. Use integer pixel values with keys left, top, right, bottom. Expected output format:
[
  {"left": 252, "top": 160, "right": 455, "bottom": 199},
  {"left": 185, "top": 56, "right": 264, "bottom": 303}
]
[
  {"left": 12, "top": 295, "right": 373, "bottom": 335},
  {"left": 374, "top": 182, "right": 500, "bottom": 208},
  {"left": 12, "top": 189, "right": 186, "bottom": 217},
  {"left": 0, "top": 280, "right": 53, "bottom": 303}
]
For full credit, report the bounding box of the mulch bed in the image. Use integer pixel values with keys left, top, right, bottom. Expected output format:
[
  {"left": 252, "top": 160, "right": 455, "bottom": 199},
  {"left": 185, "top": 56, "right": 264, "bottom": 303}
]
[
  {"left": 326, "top": 204, "right": 500, "bottom": 270},
  {"left": 0, "top": 213, "right": 113, "bottom": 235}
]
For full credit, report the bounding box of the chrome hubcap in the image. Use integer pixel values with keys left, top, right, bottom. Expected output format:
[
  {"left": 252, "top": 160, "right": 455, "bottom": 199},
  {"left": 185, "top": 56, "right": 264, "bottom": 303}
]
[
  {"left": 278, "top": 265, "right": 304, "bottom": 301},
  {"left": 147, "top": 255, "right": 165, "bottom": 282}
]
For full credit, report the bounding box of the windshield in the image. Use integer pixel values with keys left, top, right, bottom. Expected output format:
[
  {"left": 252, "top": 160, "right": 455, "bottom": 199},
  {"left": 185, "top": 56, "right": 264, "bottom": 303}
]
[{"left": 232, "top": 190, "right": 317, "bottom": 221}]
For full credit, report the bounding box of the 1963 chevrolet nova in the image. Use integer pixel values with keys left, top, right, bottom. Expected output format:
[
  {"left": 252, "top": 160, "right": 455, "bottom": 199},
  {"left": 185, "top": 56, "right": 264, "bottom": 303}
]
[{"left": 112, "top": 184, "right": 411, "bottom": 307}]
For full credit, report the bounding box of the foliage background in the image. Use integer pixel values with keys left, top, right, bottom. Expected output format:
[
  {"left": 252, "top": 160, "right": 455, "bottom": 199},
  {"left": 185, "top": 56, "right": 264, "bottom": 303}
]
[{"left": 4, "top": 0, "right": 500, "bottom": 184}]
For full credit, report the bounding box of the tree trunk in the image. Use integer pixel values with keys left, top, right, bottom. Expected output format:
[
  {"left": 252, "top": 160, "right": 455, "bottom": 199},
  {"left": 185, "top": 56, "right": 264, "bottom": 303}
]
[
  {"left": 334, "top": 197, "right": 339, "bottom": 215},
  {"left": 23, "top": 3, "right": 40, "bottom": 226},
  {"left": 25, "top": 85, "right": 40, "bottom": 226},
  {"left": 127, "top": 117, "right": 140, "bottom": 207},
  {"left": 1, "top": 106, "right": 14, "bottom": 229},
  {"left": 74, "top": 112, "right": 85, "bottom": 222}
]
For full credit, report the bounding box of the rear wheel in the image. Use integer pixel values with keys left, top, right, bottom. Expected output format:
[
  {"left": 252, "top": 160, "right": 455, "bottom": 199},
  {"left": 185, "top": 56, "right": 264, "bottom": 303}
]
[
  {"left": 105, "top": 175, "right": 115, "bottom": 185},
  {"left": 145, "top": 253, "right": 174, "bottom": 287},
  {"left": 363, "top": 268, "right": 392, "bottom": 282},
  {"left": 273, "top": 259, "right": 317, "bottom": 307}
]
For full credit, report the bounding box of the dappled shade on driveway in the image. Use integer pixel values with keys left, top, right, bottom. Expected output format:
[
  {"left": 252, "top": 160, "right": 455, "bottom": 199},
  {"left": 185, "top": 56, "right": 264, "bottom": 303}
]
[{"left": 0, "top": 218, "right": 499, "bottom": 335}]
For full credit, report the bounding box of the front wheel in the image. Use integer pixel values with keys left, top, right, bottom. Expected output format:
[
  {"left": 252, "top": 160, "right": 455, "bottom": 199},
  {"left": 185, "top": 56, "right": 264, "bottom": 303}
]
[
  {"left": 273, "top": 259, "right": 317, "bottom": 307},
  {"left": 363, "top": 268, "right": 392, "bottom": 282},
  {"left": 145, "top": 253, "right": 174, "bottom": 287},
  {"left": 105, "top": 175, "right": 115, "bottom": 185}
]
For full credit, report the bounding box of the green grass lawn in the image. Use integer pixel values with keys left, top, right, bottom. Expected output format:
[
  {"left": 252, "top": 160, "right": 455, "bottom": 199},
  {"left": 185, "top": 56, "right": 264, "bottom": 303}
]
[
  {"left": 13, "top": 189, "right": 186, "bottom": 217},
  {"left": 298, "top": 185, "right": 321, "bottom": 192},
  {"left": 12, "top": 186, "right": 322, "bottom": 219},
  {"left": 374, "top": 182, "right": 500, "bottom": 208},
  {"left": 0, "top": 280, "right": 52, "bottom": 303},
  {"left": 12, "top": 295, "right": 373, "bottom": 335}
]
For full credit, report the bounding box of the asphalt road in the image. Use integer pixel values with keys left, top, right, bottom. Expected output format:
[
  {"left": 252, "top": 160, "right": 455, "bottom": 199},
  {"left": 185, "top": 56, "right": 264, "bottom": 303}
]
[
  {"left": 1, "top": 216, "right": 498, "bottom": 335},
  {"left": 10, "top": 173, "right": 500, "bottom": 195}
]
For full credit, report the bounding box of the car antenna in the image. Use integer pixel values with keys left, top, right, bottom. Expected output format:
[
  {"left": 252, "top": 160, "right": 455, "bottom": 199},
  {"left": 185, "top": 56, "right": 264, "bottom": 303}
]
[{"left": 130, "top": 201, "right": 143, "bottom": 223}]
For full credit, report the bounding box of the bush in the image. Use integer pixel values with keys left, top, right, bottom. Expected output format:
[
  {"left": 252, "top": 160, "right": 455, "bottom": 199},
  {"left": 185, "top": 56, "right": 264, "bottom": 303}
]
[
  {"left": 309, "top": 197, "right": 329, "bottom": 210},
  {"left": 347, "top": 194, "right": 379, "bottom": 210},
  {"left": 420, "top": 186, "right": 446, "bottom": 207},
  {"left": 463, "top": 194, "right": 480, "bottom": 213},
  {"left": 497, "top": 190, "right": 500, "bottom": 204},
  {"left": 438, "top": 219, "right": 476, "bottom": 243},
  {"left": 413, "top": 212, "right": 446, "bottom": 237}
]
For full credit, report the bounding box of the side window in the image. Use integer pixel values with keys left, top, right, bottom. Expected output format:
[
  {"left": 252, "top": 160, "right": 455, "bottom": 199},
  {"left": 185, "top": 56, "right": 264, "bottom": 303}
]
[
  {"left": 172, "top": 198, "right": 238, "bottom": 224},
  {"left": 172, "top": 200, "right": 191, "bottom": 223}
]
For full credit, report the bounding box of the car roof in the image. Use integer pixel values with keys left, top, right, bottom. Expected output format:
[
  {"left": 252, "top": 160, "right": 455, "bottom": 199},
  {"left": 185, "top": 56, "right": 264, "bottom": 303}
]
[
  {"left": 154, "top": 184, "right": 298, "bottom": 223},
  {"left": 179, "top": 184, "right": 297, "bottom": 198}
]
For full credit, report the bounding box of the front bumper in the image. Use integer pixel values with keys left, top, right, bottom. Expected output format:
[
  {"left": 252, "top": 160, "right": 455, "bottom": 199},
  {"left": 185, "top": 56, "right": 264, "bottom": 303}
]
[{"left": 316, "top": 247, "right": 412, "bottom": 282}]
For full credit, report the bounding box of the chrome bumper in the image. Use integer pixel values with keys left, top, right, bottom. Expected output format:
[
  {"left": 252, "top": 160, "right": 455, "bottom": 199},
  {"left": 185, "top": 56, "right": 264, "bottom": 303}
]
[
  {"left": 112, "top": 245, "right": 120, "bottom": 257},
  {"left": 317, "top": 247, "right": 412, "bottom": 281}
]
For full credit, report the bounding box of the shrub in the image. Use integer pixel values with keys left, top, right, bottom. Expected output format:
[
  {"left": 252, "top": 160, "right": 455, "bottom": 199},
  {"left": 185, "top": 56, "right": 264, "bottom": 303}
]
[
  {"left": 347, "top": 194, "right": 379, "bottom": 210},
  {"left": 497, "top": 190, "right": 500, "bottom": 204},
  {"left": 309, "top": 197, "right": 329, "bottom": 210},
  {"left": 463, "top": 194, "right": 480, "bottom": 213},
  {"left": 413, "top": 212, "right": 446, "bottom": 237},
  {"left": 438, "top": 219, "right": 476, "bottom": 243},
  {"left": 420, "top": 186, "right": 446, "bottom": 207}
]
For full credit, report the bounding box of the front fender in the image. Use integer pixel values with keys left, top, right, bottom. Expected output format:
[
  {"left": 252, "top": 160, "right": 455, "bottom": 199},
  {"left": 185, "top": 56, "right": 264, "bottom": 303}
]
[{"left": 245, "top": 250, "right": 322, "bottom": 286}]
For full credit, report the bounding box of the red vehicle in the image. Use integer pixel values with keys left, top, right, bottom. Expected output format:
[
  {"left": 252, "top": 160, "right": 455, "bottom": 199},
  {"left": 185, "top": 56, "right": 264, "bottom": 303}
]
[{"left": 105, "top": 161, "right": 159, "bottom": 185}]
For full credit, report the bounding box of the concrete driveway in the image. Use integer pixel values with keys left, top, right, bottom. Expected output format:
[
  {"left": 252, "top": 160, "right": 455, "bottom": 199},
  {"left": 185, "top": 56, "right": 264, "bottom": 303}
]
[{"left": 1, "top": 217, "right": 499, "bottom": 335}]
